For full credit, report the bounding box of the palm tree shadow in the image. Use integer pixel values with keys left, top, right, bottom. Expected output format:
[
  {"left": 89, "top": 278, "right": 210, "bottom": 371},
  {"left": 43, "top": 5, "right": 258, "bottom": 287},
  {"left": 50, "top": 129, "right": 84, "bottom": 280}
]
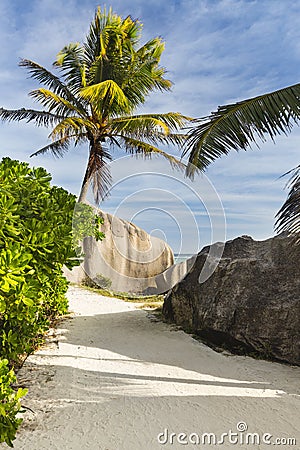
[
  {"left": 14, "top": 305, "right": 300, "bottom": 449},
  {"left": 22, "top": 306, "right": 300, "bottom": 398}
]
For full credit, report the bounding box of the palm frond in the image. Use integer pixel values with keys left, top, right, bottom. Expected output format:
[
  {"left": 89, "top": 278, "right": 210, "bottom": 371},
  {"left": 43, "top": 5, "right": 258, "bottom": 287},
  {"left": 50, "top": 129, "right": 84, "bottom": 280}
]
[
  {"left": 112, "top": 112, "right": 191, "bottom": 131},
  {"left": 83, "top": 6, "right": 140, "bottom": 69},
  {"left": 29, "top": 88, "right": 87, "bottom": 117},
  {"left": 55, "top": 43, "right": 86, "bottom": 93},
  {"left": 0, "top": 107, "right": 63, "bottom": 127},
  {"left": 49, "top": 117, "right": 93, "bottom": 141},
  {"left": 19, "top": 59, "right": 84, "bottom": 109},
  {"left": 275, "top": 166, "right": 300, "bottom": 237},
  {"left": 111, "top": 115, "right": 170, "bottom": 135},
  {"left": 110, "top": 113, "right": 191, "bottom": 154},
  {"left": 83, "top": 6, "right": 112, "bottom": 65},
  {"left": 138, "top": 37, "right": 165, "bottom": 59},
  {"left": 116, "top": 135, "right": 187, "bottom": 172},
  {"left": 118, "top": 37, "right": 172, "bottom": 108},
  {"left": 184, "top": 82, "right": 300, "bottom": 172},
  {"left": 279, "top": 164, "right": 300, "bottom": 182},
  {"left": 80, "top": 80, "right": 129, "bottom": 116},
  {"left": 30, "top": 138, "right": 72, "bottom": 158},
  {"left": 122, "top": 64, "right": 171, "bottom": 108}
]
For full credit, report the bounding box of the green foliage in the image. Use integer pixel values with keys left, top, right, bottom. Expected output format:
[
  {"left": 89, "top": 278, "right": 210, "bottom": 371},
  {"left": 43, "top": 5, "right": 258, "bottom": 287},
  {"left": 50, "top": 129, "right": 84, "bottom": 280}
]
[
  {"left": 275, "top": 166, "right": 300, "bottom": 238},
  {"left": 0, "top": 7, "right": 191, "bottom": 205},
  {"left": 0, "top": 359, "right": 27, "bottom": 447},
  {"left": 185, "top": 82, "right": 300, "bottom": 173},
  {"left": 72, "top": 203, "right": 105, "bottom": 248},
  {"left": 81, "top": 283, "right": 164, "bottom": 306},
  {"left": 0, "top": 157, "right": 77, "bottom": 364},
  {"left": 0, "top": 157, "right": 104, "bottom": 446},
  {"left": 184, "top": 83, "right": 300, "bottom": 236},
  {"left": 0, "top": 157, "right": 104, "bottom": 364}
]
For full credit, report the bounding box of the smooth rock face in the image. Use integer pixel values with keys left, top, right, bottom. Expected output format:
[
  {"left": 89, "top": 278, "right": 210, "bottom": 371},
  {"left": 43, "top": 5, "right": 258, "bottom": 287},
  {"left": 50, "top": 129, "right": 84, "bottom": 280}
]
[
  {"left": 163, "top": 234, "right": 300, "bottom": 365},
  {"left": 64, "top": 209, "right": 175, "bottom": 293}
]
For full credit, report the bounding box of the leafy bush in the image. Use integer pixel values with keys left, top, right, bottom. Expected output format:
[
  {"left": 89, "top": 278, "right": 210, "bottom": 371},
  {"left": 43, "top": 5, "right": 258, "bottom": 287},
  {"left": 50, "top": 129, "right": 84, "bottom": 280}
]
[
  {"left": 0, "top": 359, "right": 27, "bottom": 447},
  {"left": 72, "top": 202, "right": 105, "bottom": 245},
  {"left": 0, "top": 157, "right": 80, "bottom": 364},
  {"left": 0, "top": 157, "right": 104, "bottom": 446}
]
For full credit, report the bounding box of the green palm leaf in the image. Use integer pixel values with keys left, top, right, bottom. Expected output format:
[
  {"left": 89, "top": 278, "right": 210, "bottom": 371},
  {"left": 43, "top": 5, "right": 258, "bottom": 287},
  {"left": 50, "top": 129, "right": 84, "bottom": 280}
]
[
  {"left": 275, "top": 166, "right": 300, "bottom": 237},
  {"left": 1, "top": 7, "right": 190, "bottom": 205},
  {"left": 110, "top": 113, "right": 191, "bottom": 150},
  {"left": 185, "top": 82, "right": 300, "bottom": 172},
  {"left": 117, "top": 136, "right": 187, "bottom": 172},
  {"left": 84, "top": 6, "right": 114, "bottom": 65},
  {"left": 30, "top": 133, "right": 88, "bottom": 158},
  {"left": 30, "top": 138, "right": 72, "bottom": 158},
  {"left": 112, "top": 112, "right": 191, "bottom": 131},
  {"left": 55, "top": 43, "right": 86, "bottom": 93},
  {"left": 80, "top": 80, "right": 129, "bottom": 116},
  {"left": 0, "top": 107, "right": 63, "bottom": 127},
  {"left": 120, "top": 40, "right": 172, "bottom": 108},
  {"left": 49, "top": 117, "right": 94, "bottom": 141},
  {"left": 19, "top": 59, "right": 84, "bottom": 110},
  {"left": 111, "top": 115, "right": 171, "bottom": 136},
  {"left": 29, "top": 88, "right": 87, "bottom": 117}
]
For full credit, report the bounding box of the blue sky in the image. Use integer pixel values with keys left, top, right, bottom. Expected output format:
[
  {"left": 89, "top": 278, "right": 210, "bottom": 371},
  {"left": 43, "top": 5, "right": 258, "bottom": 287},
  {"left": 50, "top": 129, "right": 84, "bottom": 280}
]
[{"left": 1, "top": 0, "right": 300, "bottom": 253}]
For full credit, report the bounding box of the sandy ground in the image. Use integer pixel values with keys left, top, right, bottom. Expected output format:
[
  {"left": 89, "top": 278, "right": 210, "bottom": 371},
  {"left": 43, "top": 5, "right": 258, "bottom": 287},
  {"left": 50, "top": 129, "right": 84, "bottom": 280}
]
[{"left": 3, "top": 285, "right": 300, "bottom": 450}]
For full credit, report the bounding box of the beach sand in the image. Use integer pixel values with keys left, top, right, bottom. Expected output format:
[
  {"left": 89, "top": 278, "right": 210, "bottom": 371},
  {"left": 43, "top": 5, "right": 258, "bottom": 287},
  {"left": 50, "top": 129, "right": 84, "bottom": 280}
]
[{"left": 5, "top": 285, "right": 300, "bottom": 449}]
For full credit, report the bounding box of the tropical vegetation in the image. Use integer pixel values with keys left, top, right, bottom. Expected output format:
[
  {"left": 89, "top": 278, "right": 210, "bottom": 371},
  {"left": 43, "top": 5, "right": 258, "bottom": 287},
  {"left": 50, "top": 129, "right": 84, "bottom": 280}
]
[
  {"left": 0, "top": 7, "right": 191, "bottom": 205},
  {"left": 0, "top": 359, "right": 27, "bottom": 447},
  {"left": 1, "top": 8, "right": 300, "bottom": 444},
  {"left": 0, "top": 157, "right": 103, "bottom": 446},
  {"left": 184, "top": 83, "right": 300, "bottom": 237}
]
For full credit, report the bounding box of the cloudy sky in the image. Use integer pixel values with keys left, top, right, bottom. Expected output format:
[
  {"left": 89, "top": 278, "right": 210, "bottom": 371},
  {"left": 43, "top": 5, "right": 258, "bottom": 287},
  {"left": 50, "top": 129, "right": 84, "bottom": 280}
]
[{"left": 1, "top": 0, "right": 300, "bottom": 253}]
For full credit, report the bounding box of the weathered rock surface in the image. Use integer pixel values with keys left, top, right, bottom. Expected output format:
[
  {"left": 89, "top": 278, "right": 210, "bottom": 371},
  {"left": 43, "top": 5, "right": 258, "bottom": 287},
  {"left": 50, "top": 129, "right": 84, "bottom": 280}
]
[
  {"left": 163, "top": 234, "right": 300, "bottom": 365},
  {"left": 64, "top": 208, "right": 175, "bottom": 293}
]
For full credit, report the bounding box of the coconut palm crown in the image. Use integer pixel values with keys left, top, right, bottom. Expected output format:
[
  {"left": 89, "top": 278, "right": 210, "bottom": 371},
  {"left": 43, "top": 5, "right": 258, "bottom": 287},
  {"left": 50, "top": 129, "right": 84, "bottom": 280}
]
[
  {"left": 183, "top": 83, "right": 300, "bottom": 237},
  {"left": 0, "top": 7, "right": 191, "bottom": 204}
]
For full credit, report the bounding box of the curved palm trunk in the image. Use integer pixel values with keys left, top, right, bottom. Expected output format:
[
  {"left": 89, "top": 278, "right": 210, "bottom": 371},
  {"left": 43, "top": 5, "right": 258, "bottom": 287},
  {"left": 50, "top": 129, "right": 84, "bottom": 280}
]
[
  {"left": 78, "top": 147, "right": 93, "bottom": 204},
  {"left": 78, "top": 175, "right": 90, "bottom": 203},
  {"left": 77, "top": 153, "right": 94, "bottom": 283}
]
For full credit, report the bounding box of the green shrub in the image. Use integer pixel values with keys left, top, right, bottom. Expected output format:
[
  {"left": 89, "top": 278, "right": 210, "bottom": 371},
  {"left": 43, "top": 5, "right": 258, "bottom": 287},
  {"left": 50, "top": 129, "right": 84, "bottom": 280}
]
[
  {"left": 0, "top": 157, "right": 104, "bottom": 445},
  {"left": 0, "top": 158, "right": 80, "bottom": 364},
  {"left": 0, "top": 359, "right": 27, "bottom": 447}
]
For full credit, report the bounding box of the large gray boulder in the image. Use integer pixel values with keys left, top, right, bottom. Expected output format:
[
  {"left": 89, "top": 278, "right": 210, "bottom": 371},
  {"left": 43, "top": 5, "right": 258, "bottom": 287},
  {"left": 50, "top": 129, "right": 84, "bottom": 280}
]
[
  {"left": 64, "top": 208, "right": 175, "bottom": 293},
  {"left": 163, "top": 234, "right": 300, "bottom": 365}
]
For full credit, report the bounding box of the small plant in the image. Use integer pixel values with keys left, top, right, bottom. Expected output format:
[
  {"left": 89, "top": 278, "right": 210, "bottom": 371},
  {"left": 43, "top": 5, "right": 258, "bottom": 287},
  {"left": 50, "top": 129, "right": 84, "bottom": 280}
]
[
  {"left": 83, "top": 273, "right": 112, "bottom": 290},
  {"left": 81, "top": 283, "right": 164, "bottom": 309},
  {"left": 0, "top": 359, "right": 27, "bottom": 448},
  {"left": 72, "top": 203, "right": 105, "bottom": 249}
]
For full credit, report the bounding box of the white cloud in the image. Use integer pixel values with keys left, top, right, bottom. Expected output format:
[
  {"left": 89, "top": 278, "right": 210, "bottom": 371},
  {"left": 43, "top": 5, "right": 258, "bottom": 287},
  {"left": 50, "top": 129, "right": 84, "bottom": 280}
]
[{"left": 0, "top": 0, "right": 299, "bottom": 251}]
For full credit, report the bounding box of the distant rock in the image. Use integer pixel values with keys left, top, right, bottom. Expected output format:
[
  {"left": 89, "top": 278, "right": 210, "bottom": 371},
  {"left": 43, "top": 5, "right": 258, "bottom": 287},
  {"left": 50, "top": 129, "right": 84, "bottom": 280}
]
[{"left": 163, "top": 234, "right": 300, "bottom": 365}]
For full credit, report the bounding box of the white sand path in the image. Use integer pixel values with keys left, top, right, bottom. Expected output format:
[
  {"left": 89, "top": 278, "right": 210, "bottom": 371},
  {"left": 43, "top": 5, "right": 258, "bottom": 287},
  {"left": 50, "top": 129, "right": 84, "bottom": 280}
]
[{"left": 4, "top": 286, "right": 300, "bottom": 450}]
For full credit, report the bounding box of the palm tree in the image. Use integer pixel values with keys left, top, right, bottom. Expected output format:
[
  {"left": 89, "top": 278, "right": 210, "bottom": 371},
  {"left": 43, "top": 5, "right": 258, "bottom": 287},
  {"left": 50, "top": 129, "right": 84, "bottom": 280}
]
[
  {"left": 0, "top": 7, "right": 190, "bottom": 204},
  {"left": 183, "top": 83, "right": 300, "bottom": 236}
]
